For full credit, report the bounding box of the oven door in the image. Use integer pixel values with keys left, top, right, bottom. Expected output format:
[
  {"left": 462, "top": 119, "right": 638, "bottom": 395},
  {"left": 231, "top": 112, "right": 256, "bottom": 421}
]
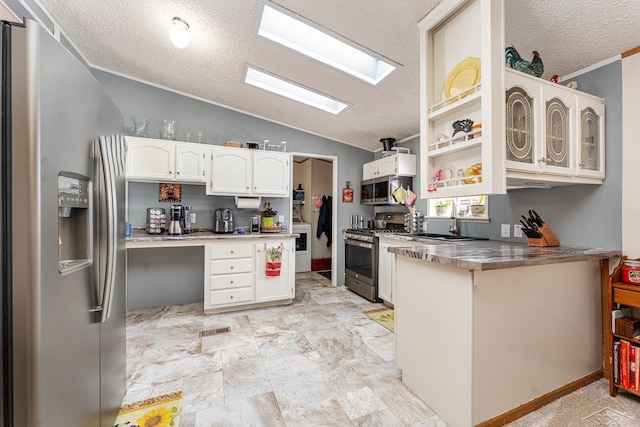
[{"left": 344, "top": 238, "right": 376, "bottom": 286}]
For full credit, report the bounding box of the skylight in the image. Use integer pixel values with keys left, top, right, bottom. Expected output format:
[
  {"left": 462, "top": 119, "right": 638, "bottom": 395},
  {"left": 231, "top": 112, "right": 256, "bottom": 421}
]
[
  {"left": 244, "top": 66, "right": 349, "bottom": 115},
  {"left": 258, "top": 3, "right": 398, "bottom": 85}
]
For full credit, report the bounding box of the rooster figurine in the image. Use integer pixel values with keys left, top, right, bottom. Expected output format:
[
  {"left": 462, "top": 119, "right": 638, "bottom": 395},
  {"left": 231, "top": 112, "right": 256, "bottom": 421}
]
[{"left": 505, "top": 46, "right": 544, "bottom": 77}]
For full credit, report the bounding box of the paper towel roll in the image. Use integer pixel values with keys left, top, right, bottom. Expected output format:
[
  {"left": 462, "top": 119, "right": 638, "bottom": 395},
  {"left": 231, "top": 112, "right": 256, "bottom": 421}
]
[{"left": 235, "top": 196, "right": 261, "bottom": 209}]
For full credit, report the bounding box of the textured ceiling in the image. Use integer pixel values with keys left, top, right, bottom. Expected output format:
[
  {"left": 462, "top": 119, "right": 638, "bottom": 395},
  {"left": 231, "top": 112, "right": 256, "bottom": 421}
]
[{"left": 30, "top": 0, "right": 640, "bottom": 151}]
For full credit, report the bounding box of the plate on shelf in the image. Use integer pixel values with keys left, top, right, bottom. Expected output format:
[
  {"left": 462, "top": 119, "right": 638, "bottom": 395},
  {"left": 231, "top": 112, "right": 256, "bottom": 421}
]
[
  {"left": 463, "top": 163, "right": 482, "bottom": 184},
  {"left": 442, "top": 57, "right": 481, "bottom": 100},
  {"left": 439, "top": 163, "right": 455, "bottom": 186}
]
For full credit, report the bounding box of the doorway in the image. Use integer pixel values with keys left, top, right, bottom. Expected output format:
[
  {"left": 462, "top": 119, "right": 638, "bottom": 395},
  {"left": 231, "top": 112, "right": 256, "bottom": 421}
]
[{"left": 291, "top": 153, "right": 337, "bottom": 286}]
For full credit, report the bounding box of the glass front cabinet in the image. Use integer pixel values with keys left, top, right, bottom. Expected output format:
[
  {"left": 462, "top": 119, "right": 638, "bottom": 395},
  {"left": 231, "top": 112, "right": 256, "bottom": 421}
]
[{"left": 419, "top": 0, "right": 605, "bottom": 198}]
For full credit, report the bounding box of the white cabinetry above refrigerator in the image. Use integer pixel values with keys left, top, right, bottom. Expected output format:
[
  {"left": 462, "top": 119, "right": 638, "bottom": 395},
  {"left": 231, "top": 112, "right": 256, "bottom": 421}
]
[{"left": 125, "top": 136, "right": 208, "bottom": 183}]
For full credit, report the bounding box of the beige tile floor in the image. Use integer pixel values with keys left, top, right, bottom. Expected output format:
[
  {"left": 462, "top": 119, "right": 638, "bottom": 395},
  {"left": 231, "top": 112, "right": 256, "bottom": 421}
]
[{"left": 124, "top": 272, "right": 640, "bottom": 426}]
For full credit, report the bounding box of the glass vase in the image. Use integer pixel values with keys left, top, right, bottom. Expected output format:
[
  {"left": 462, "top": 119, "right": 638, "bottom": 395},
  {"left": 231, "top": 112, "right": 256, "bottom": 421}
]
[{"left": 131, "top": 116, "right": 150, "bottom": 137}]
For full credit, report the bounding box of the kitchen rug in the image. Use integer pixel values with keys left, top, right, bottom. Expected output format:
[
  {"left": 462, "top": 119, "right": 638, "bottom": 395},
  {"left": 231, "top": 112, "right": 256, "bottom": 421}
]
[
  {"left": 364, "top": 308, "right": 394, "bottom": 332},
  {"left": 114, "top": 391, "right": 181, "bottom": 427}
]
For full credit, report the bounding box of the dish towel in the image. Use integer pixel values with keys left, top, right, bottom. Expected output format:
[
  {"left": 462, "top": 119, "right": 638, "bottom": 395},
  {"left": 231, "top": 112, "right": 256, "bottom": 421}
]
[{"left": 266, "top": 244, "right": 283, "bottom": 277}]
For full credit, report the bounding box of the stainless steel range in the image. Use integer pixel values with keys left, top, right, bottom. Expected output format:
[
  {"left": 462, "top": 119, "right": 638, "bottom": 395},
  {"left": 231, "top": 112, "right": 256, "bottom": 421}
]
[{"left": 344, "top": 212, "right": 405, "bottom": 302}]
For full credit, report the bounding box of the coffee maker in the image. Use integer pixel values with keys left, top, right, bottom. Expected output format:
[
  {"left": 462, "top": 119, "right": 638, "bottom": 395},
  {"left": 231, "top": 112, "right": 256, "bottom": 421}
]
[
  {"left": 168, "top": 205, "right": 183, "bottom": 235},
  {"left": 214, "top": 208, "right": 235, "bottom": 233}
]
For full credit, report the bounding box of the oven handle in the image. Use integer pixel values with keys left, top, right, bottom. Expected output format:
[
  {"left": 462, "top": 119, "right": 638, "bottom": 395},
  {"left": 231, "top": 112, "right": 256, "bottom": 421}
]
[{"left": 345, "top": 239, "right": 374, "bottom": 250}]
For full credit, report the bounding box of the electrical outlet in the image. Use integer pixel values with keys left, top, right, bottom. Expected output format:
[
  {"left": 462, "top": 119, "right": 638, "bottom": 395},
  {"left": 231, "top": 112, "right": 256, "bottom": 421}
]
[
  {"left": 514, "top": 224, "right": 523, "bottom": 238},
  {"left": 501, "top": 224, "right": 511, "bottom": 238}
]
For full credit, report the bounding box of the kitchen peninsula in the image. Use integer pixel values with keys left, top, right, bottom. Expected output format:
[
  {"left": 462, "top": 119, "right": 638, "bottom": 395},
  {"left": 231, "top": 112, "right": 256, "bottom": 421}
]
[
  {"left": 388, "top": 239, "right": 620, "bottom": 427},
  {"left": 126, "top": 229, "right": 297, "bottom": 313}
]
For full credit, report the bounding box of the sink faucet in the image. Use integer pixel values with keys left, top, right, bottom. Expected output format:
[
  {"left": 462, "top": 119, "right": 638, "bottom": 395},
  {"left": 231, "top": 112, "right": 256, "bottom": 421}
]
[{"left": 448, "top": 200, "right": 459, "bottom": 236}]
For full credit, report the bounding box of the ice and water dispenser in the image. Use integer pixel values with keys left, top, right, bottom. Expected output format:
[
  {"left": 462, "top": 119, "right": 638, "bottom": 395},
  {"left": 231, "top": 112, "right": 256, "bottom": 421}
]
[{"left": 58, "top": 173, "right": 92, "bottom": 274}]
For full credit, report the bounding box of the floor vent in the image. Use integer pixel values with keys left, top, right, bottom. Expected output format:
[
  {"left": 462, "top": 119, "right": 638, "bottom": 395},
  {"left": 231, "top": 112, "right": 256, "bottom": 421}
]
[{"left": 199, "top": 326, "right": 231, "bottom": 337}]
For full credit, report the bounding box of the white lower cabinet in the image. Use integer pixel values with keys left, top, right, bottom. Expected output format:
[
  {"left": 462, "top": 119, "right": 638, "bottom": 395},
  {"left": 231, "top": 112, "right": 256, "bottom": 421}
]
[
  {"left": 205, "top": 243, "right": 254, "bottom": 310},
  {"left": 378, "top": 237, "right": 425, "bottom": 304},
  {"left": 255, "top": 240, "right": 295, "bottom": 303},
  {"left": 378, "top": 238, "right": 396, "bottom": 304},
  {"left": 204, "top": 238, "right": 295, "bottom": 313}
]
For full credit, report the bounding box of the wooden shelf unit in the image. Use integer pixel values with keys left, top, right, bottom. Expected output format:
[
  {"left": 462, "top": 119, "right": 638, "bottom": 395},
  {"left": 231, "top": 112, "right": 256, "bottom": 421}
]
[{"left": 607, "top": 256, "right": 640, "bottom": 397}]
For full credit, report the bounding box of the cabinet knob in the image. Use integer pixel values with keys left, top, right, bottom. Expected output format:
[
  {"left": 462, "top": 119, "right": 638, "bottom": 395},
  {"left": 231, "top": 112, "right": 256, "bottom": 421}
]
[
  {"left": 230, "top": 280, "right": 234, "bottom": 284},
  {"left": 538, "top": 157, "right": 547, "bottom": 163},
  {"left": 230, "top": 266, "right": 234, "bottom": 269},
  {"left": 230, "top": 250, "right": 234, "bottom": 254},
  {"left": 177, "top": 171, "right": 180, "bottom": 175},
  {"left": 230, "top": 295, "right": 234, "bottom": 299}
]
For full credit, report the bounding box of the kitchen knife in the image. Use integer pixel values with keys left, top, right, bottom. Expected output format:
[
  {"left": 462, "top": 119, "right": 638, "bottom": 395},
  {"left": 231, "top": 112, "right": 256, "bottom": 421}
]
[
  {"left": 531, "top": 210, "right": 544, "bottom": 226},
  {"left": 521, "top": 227, "right": 540, "bottom": 238},
  {"left": 521, "top": 215, "right": 538, "bottom": 230}
]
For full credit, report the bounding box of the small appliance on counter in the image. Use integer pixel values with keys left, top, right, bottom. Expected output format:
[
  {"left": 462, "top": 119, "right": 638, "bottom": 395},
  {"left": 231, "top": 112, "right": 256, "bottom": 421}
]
[
  {"left": 251, "top": 215, "right": 261, "bottom": 234},
  {"left": 145, "top": 207, "right": 166, "bottom": 234},
  {"left": 168, "top": 205, "right": 184, "bottom": 235},
  {"left": 183, "top": 206, "right": 192, "bottom": 234},
  {"left": 214, "top": 208, "right": 235, "bottom": 233}
]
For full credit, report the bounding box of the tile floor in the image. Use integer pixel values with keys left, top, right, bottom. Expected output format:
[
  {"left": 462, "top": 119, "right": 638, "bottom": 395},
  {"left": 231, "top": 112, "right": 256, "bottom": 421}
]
[
  {"left": 124, "top": 272, "right": 640, "bottom": 426},
  {"left": 124, "top": 272, "right": 445, "bottom": 426}
]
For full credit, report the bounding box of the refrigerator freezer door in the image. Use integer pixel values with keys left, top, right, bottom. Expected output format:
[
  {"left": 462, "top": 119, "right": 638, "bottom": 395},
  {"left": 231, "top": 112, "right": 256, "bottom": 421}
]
[{"left": 6, "top": 20, "right": 125, "bottom": 426}]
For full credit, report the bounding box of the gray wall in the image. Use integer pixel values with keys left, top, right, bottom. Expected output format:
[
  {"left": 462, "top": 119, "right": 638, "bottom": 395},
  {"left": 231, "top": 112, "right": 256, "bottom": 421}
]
[
  {"left": 383, "top": 60, "right": 622, "bottom": 249},
  {"left": 92, "top": 70, "right": 375, "bottom": 307}
]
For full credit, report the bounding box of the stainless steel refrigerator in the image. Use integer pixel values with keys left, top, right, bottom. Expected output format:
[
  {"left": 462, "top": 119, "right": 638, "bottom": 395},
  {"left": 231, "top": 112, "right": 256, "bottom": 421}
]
[{"left": 0, "top": 19, "right": 126, "bottom": 426}]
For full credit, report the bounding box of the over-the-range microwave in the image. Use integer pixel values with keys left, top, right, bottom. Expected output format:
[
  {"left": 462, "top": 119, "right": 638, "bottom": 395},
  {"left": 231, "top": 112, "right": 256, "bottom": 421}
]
[{"left": 360, "top": 175, "right": 413, "bottom": 206}]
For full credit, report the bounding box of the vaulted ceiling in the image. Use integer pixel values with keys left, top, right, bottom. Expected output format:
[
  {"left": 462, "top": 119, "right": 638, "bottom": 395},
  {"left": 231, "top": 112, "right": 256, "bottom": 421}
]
[{"left": 8, "top": 0, "right": 640, "bottom": 151}]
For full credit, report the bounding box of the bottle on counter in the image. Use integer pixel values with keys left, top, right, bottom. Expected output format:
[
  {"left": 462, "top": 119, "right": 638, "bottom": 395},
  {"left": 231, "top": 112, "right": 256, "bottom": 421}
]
[{"left": 183, "top": 206, "right": 192, "bottom": 234}]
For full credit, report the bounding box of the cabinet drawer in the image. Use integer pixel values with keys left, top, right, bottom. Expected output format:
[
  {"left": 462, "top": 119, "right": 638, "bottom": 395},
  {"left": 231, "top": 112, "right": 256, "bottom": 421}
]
[
  {"left": 208, "top": 287, "right": 252, "bottom": 306},
  {"left": 613, "top": 287, "right": 640, "bottom": 307},
  {"left": 209, "top": 273, "right": 252, "bottom": 290},
  {"left": 209, "top": 244, "right": 253, "bottom": 259},
  {"left": 209, "top": 258, "right": 252, "bottom": 274}
]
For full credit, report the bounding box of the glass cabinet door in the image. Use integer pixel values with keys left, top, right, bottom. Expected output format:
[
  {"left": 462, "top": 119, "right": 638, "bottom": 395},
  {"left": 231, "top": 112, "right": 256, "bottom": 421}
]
[
  {"left": 580, "top": 107, "right": 600, "bottom": 172},
  {"left": 545, "top": 97, "right": 570, "bottom": 169},
  {"left": 506, "top": 86, "right": 534, "bottom": 164}
]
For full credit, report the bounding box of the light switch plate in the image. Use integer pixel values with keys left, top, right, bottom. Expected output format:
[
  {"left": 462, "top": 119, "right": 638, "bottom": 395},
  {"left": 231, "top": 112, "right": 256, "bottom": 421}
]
[
  {"left": 514, "top": 224, "right": 523, "bottom": 238},
  {"left": 501, "top": 224, "right": 511, "bottom": 238}
]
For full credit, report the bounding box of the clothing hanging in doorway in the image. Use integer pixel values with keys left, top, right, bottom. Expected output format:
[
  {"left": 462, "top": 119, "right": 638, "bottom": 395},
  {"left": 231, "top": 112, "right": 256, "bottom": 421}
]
[{"left": 316, "top": 195, "right": 332, "bottom": 247}]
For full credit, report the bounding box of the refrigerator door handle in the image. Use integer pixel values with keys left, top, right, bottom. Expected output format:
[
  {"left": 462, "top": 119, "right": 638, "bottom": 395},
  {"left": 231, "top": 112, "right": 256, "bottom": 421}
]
[{"left": 96, "top": 135, "right": 119, "bottom": 323}]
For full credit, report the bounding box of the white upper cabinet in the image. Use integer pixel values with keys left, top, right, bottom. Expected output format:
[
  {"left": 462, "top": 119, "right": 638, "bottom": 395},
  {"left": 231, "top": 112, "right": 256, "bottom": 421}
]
[
  {"left": 576, "top": 92, "right": 605, "bottom": 179},
  {"left": 175, "top": 144, "right": 208, "bottom": 182},
  {"left": 125, "top": 136, "right": 207, "bottom": 183},
  {"left": 504, "top": 69, "right": 605, "bottom": 187},
  {"left": 362, "top": 153, "right": 417, "bottom": 180},
  {"left": 253, "top": 150, "right": 290, "bottom": 196},
  {"left": 208, "top": 146, "right": 252, "bottom": 195},
  {"left": 419, "top": 0, "right": 605, "bottom": 197},
  {"left": 126, "top": 137, "right": 175, "bottom": 181},
  {"left": 207, "top": 146, "right": 291, "bottom": 197}
]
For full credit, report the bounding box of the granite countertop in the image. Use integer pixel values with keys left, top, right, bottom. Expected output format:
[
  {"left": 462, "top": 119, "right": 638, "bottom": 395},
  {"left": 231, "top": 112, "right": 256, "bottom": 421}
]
[
  {"left": 126, "top": 228, "right": 297, "bottom": 248},
  {"left": 385, "top": 234, "right": 621, "bottom": 271}
]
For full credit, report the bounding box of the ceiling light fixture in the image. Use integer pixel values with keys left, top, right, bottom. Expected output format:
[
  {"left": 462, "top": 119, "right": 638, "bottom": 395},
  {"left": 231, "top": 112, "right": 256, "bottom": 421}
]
[
  {"left": 244, "top": 66, "right": 348, "bottom": 115},
  {"left": 258, "top": 3, "right": 399, "bottom": 85},
  {"left": 170, "top": 17, "right": 190, "bottom": 48}
]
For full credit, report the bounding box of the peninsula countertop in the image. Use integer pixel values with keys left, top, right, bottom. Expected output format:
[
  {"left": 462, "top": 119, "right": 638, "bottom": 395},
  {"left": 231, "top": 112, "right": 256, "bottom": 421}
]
[
  {"left": 126, "top": 228, "right": 298, "bottom": 248},
  {"left": 385, "top": 234, "right": 621, "bottom": 271}
]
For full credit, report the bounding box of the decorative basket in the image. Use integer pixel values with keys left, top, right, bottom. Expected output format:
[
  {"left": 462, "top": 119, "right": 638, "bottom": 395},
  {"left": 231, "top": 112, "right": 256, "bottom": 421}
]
[{"left": 260, "top": 225, "right": 283, "bottom": 233}]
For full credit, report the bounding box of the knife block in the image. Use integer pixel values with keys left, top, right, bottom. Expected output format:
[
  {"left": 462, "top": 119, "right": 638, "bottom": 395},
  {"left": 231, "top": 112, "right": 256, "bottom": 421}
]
[{"left": 527, "top": 222, "right": 560, "bottom": 247}]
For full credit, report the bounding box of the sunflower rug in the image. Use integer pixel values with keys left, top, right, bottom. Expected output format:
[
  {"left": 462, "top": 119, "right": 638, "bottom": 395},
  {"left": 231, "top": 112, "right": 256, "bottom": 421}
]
[
  {"left": 364, "top": 307, "right": 394, "bottom": 332},
  {"left": 114, "top": 391, "right": 182, "bottom": 427}
]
